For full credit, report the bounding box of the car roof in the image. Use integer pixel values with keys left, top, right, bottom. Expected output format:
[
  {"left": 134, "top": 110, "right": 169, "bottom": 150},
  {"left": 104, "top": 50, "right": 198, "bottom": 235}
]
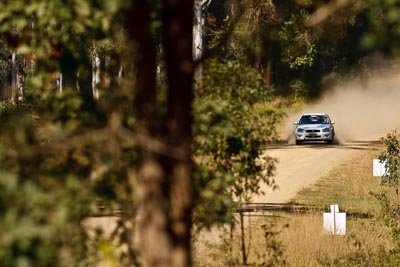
[{"left": 301, "top": 113, "right": 327, "bottom": 116}]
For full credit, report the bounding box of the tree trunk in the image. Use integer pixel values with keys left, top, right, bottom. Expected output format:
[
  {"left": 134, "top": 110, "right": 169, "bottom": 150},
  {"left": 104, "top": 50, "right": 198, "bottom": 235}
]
[
  {"left": 240, "top": 212, "right": 247, "bottom": 265},
  {"left": 108, "top": 49, "right": 121, "bottom": 91},
  {"left": 194, "top": 0, "right": 211, "bottom": 85},
  {"left": 92, "top": 47, "right": 101, "bottom": 100},
  {"left": 264, "top": 41, "right": 273, "bottom": 86},
  {"left": 16, "top": 63, "right": 24, "bottom": 101},
  {"left": 163, "top": 0, "right": 194, "bottom": 266},
  {"left": 57, "top": 72, "right": 63, "bottom": 93},
  {"left": 127, "top": 0, "right": 194, "bottom": 266},
  {"left": 193, "top": 0, "right": 203, "bottom": 62},
  {"left": 11, "top": 51, "right": 17, "bottom": 103}
]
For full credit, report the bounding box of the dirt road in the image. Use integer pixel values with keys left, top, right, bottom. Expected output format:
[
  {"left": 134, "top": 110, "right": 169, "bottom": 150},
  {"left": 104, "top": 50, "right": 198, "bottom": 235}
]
[
  {"left": 252, "top": 139, "right": 381, "bottom": 204},
  {"left": 260, "top": 64, "right": 400, "bottom": 205}
]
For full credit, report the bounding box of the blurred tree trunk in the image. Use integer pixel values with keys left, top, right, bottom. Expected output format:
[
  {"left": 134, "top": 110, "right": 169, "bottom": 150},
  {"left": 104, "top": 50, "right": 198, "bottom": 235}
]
[
  {"left": 108, "top": 49, "right": 121, "bottom": 91},
  {"left": 264, "top": 41, "right": 273, "bottom": 86},
  {"left": 163, "top": 0, "right": 194, "bottom": 265},
  {"left": 11, "top": 51, "right": 17, "bottom": 102},
  {"left": 92, "top": 47, "right": 101, "bottom": 99},
  {"left": 127, "top": 0, "right": 194, "bottom": 266}
]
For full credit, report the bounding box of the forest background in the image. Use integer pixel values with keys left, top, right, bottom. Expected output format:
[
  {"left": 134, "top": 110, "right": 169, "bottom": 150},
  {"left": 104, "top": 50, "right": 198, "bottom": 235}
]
[{"left": 0, "top": 0, "right": 399, "bottom": 266}]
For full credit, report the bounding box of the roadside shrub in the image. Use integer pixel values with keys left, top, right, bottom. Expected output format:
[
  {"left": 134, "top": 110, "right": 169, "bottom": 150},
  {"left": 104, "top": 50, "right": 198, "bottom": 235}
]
[{"left": 193, "top": 59, "right": 283, "bottom": 228}]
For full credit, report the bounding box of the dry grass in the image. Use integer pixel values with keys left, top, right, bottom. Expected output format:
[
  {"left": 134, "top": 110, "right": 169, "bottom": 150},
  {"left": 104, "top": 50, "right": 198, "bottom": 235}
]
[
  {"left": 293, "top": 146, "right": 387, "bottom": 214},
  {"left": 273, "top": 144, "right": 395, "bottom": 266},
  {"left": 275, "top": 213, "right": 392, "bottom": 266},
  {"left": 193, "top": 143, "right": 397, "bottom": 266}
]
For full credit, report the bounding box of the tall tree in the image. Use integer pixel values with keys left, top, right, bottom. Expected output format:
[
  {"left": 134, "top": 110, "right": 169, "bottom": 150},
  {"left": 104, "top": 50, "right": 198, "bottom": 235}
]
[{"left": 127, "top": 0, "right": 194, "bottom": 266}]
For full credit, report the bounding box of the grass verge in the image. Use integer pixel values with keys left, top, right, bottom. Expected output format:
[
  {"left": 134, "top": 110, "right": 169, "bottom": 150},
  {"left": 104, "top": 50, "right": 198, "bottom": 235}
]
[{"left": 194, "top": 143, "right": 398, "bottom": 266}]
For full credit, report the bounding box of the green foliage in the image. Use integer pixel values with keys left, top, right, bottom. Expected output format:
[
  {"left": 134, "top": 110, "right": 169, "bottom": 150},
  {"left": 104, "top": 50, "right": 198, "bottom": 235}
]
[
  {"left": 380, "top": 131, "right": 400, "bottom": 189},
  {"left": 227, "top": 0, "right": 277, "bottom": 67},
  {"left": 278, "top": 11, "right": 316, "bottom": 70},
  {"left": 369, "top": 249, "right": 400, "bottom": 266},
  {"left": 0, "top": 1, "right": 138, "bottom": 266},
  {"left": 0, "top": 88, "right": 136, "bottom": 266},
  {"left": 193, "top": 59, "right": 281, "bottom": 228},
  {"left": 374, "top": 132, "right": 400, "bottom": 249},
  {"left": 371, "top": 191, "right": 400, "bottom": 248},
  {"left": 0, "top": 58, "right": 11, "bottom": 84},
  {"left": 360, "top": 0, "right": 400, "bottom": 54},
  {"left": 0, "top": 0, "right": 286, "bottom": 264},
  {"left": 0, "top": 106, "right": 89, "bottom": 266},
  {"left": 0, "top": 0, "right": 128, "bottom": 79},
  {"left": 206, "top": 0, "right": 400, "bottom": 100},
  {"left": 289, "top": 79, "right": 308, "bottom": 101}
]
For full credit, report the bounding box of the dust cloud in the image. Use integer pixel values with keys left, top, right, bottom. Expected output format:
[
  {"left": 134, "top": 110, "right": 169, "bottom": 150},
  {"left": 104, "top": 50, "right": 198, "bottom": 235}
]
[{"left": 285, "top": 59, "right": 400, "bottom": 143}]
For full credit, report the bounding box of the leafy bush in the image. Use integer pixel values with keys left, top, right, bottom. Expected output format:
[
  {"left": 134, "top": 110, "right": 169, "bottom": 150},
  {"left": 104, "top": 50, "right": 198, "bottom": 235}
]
[
  {"left": 193, "top": 59, "right": 282, "bottom": 228},
  {"left": 371, "top": 132, "right": 400, "bottom": 251},
  {"left": 0, "top": 86, "right": 136, "bottom": 266}
]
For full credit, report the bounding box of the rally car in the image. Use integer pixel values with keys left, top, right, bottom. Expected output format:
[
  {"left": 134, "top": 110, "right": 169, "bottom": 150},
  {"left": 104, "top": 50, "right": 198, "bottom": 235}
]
[{"left": 293, "top": 113, "right": 335, "bottom": 145}]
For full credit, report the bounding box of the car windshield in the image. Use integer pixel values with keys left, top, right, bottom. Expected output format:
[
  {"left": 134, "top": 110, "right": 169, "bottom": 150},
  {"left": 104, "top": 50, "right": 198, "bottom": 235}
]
[{"left": 299, "top": 115, "right": 329, "bottom": 125}]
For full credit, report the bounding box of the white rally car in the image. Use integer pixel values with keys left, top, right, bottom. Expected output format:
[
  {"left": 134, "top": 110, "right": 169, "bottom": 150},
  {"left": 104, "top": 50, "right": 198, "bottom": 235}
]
[{"left": 293, "top": 113, "right": 335, "bottom": 145}]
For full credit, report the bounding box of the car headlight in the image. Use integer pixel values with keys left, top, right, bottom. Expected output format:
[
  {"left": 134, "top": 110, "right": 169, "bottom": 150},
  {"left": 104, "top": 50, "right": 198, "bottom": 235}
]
[
  {"left": 322, "top": 128, "right": 330, "bottom": 132},
  {"left": 297, "top": 128, "right": 304, "bottom": 133}
]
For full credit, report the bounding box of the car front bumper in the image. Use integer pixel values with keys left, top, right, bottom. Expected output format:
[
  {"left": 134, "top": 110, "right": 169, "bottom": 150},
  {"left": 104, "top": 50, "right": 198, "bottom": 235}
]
[{"left": 295, "top": 132, "right": 333, "bottom": 141}]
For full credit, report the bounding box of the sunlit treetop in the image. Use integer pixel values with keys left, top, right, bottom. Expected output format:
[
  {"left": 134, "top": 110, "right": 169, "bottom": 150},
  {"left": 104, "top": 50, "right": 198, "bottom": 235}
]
[{"left": 0, "top": 0, "right": 127, "bottom": 59}]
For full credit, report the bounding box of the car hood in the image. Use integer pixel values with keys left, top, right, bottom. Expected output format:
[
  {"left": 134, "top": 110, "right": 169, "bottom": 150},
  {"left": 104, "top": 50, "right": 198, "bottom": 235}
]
[{"left": 296, "top": 124, "right": 330, "bottom": 129}]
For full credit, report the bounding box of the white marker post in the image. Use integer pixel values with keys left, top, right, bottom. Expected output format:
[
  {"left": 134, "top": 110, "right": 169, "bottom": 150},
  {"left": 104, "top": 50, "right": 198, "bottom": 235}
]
[
  {"left": 373, "top": 159, "right": 387, "bottom": 177},
  {"left": 323, "top": 204, "right": 346, "bottom": 235}
]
